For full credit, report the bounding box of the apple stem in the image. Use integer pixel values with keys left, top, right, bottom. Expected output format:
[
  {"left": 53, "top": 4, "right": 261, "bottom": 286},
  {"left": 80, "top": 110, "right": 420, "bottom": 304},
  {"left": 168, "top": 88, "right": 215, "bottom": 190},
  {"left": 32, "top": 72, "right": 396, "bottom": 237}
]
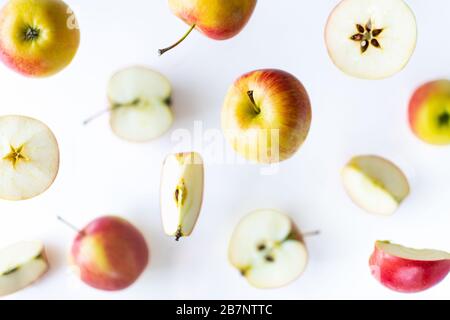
[
  {"left": 302, "top": 230, "right": 321, "bottom": 238},
  {"left": 83, "top": 108, "right": 110, "bottom": 125},
  {"left": 57, "top": 216, "right": 83, "bottom": 234},
  {"left": 247, "top": 91, "right": 261, "bottom": 114},
  {"left": 158, "top": 24, "right": 196, "bottom": 56}
]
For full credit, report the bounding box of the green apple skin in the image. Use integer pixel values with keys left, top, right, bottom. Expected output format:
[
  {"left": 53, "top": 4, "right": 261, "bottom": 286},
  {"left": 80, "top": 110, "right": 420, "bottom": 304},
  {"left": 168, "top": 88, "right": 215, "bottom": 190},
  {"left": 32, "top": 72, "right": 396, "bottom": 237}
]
[{"left": 71, "top": 216, "right": 149, "bottom": 291}]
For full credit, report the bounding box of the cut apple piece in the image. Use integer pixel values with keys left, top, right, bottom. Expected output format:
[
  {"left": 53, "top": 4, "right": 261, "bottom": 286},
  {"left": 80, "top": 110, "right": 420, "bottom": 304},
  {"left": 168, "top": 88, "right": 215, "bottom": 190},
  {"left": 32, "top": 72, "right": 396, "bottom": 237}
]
[
  {"left": 0, "top": 115, "right": 59, "bottom": 200},
  {"left": 107, "top": 66, "right": 173, "bottom": 142},
  {"left": 342, "top": 155, "right": 410, "bottom": 216},
  {"left": 228, "top": 209, "right": 308, "bottom": 289},
  {"left": 0, "top": 241, "right": 49, "bottom": 297},
  {"left": 160, "top": 152, "right": 204, "bottom": 241},
  {"left": 370, "top": 241, "right": 450, "bottom": 293},
  {"left": 325, "top": 0, "right": 417, "bottom": 79}
]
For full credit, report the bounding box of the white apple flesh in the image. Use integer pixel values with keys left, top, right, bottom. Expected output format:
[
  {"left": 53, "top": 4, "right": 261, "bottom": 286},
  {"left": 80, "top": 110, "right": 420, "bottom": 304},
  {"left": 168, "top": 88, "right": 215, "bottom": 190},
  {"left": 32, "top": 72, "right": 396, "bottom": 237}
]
[
  {"left": 342, "top": 155, "right": 410, "bottom": 216},
  {"left": 228, "top": 209, "right": 308, "bottom": 289},
  {"left": 0, "top": 115, "right": 59, "bottom": 200},
  {"left": 0, "top": 241, "right": 49, "bottom": 297},
  {"left": 107, "top": 66, "right": 173, "bottom": 142},
  {"left": 160, "top": 152, "right": 204, "bottom": 241},
  {"left": 325, "top": 0, "right": 417, "bottom": 79}
]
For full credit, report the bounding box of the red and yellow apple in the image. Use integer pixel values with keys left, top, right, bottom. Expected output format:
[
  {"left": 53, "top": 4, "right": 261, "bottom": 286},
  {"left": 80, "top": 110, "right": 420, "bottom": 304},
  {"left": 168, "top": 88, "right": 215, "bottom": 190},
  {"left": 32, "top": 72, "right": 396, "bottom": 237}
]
[
  {"left": 70, "top": 216, "right": 149, "bottom": 291},
  {"left": 370, "top": 241, "right": 450, "bottom": 293},
  {"left": 409, "top": 80, "right": 450, "bottom": 145},
  {"left": 0, "top": 0, "right": 80, "bottom": 77},
  {"left": 159, "top": 0, "right": 257, "bottom": 55},
  {"left": 221, "top": 69, "right": 312, "bottom": 163}
]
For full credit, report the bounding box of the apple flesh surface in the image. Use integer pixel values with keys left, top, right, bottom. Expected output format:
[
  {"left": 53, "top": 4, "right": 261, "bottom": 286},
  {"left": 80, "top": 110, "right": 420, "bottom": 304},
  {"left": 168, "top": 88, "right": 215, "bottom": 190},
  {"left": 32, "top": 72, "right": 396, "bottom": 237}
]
[
  {"left": 228, "top": 209, "right": 308, "bottom": 289},
  {"left": 108, "top": 66, "right": 173, "bottom": 142},
  {"left": 0, "top": 241, "right": 49, "bottom": 297},
  {"left": 0, "top": 0, "right": 80, "bottom": 77},
  {"left": 168, "top": 0, "right": 256, "bottom": 40},
  {"left": 342, "top": 155, "right": 410, "bottom": 216},
  {"left": 161, "top": 152, "right": 204, "bottom": 241},
  {"left": 370, "top": 241, "right": 450, "bottom": 293},
  {"left": 325, "top": 0, "right": 417, "bottom": 79},
  {"left": 409, "top": 80, "right": 450, "bottom": 145},
  {"left": 71, "top": 216, "right": 149, "bottom": 291},
  {"left": 221, "top": 69, "right": 312, "bottom": 163},
  {"left": 0, "top": 115, "right": 60, "bottom": 201}
]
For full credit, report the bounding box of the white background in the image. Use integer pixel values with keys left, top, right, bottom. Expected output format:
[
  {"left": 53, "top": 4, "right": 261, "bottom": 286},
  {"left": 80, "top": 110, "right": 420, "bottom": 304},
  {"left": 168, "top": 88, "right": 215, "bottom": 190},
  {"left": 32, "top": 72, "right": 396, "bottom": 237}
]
[{"left": 0, "top": 0, "right": 449, "bottom": 300}]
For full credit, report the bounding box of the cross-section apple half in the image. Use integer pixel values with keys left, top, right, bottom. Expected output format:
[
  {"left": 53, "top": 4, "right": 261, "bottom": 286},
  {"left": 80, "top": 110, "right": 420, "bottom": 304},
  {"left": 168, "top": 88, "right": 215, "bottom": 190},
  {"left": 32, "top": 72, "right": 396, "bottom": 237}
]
[
  {"left": 325, "top": 0, "right": 417, "bottom": 79},
  {"left": 0, "top": 115, "right": 59, "bottom": 200},
  {"left": 161, "top": 152, "right": 204, "bottom": 241},
  {"left": 370, "top": 241, "right": 450, "bottom": 293},
  {"left": 108, "top": 66, "right": 173, "bottom": 142},
  {"left": 0, "top": 241, "right": 49, "bottom": 297},
  {"left": 228, "top": 209, "right": 308, "bottom": 289},
  {"left": 342, "top": 155, "right": 410, "bottom": 216}
]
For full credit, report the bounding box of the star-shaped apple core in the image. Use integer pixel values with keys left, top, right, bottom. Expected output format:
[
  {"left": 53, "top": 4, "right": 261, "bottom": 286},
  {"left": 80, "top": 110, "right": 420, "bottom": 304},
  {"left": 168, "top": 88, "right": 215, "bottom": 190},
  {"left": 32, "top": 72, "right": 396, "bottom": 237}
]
[
  {"left": 350, "top": 20, "right": 384, "bottom": 54},
  {"left": 3, "top": 144, "right": 29, "bottom": 168}
]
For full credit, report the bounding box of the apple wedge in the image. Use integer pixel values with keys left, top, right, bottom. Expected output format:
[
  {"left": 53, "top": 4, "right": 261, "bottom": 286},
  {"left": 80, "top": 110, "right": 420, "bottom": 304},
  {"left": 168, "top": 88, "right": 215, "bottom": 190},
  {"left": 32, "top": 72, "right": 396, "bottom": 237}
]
[
  {"left": 0, "top": 241, "right": 49, "bottom": 297},
  {"left": 370, "top": 241, "right": 450, "bottom": 293},
  {"left": 0, "top": 115, "right": 59, "bottom": 201},
  {"left": 228, "top": 209, "right": 308, "bottom": 289},
  {"left": 342, "top": 155, "right": 410, "bottom": 216},
  {"left": 97, "top": 66, "right": 173, "bottom": 142},
  {"left": 160, "top": 152, "right": 204, "bottom": 241}
]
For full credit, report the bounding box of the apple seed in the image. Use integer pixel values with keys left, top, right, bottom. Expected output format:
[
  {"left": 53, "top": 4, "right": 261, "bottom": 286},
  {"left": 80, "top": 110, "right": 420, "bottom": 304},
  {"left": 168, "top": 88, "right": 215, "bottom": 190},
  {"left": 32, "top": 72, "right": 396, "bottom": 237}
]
[{"left": 350, "top": 20, "right": 384, "bottom": 54}]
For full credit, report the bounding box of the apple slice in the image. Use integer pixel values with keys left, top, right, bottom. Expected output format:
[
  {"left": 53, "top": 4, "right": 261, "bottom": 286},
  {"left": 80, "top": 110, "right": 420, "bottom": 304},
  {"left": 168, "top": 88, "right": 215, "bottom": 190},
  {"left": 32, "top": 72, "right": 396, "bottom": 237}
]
[
  {"left": 0, "top": 241, "right": 49, "bottom": 297},
  {"left": 342, "top": 155, "right": 410, "bottom": 216},
  {"left": 103, "top": 66, "right": 173, "bottom": 142},
  {"left": 370, "top": 241, "right": 450, "bottom": 293},
  {"left": 325, "top": 0, "right": 417, "bottom": 79},
  {"left": 160, "top": 152, "right": 204, "bottom": 241},
  {"left": 0, "top": 115, "right": 59, "bottom": 201},
  {"left": 228, "top": 209, "right": 308, "bottom": 289}
]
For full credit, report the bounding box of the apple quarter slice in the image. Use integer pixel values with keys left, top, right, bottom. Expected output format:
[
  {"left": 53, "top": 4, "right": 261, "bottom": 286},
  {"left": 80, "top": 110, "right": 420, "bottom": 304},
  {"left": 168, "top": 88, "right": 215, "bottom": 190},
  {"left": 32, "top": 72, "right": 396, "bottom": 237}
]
[
  {"left": 342, "top": 155, "right": 410, "bottom": 216},
  {"left": 228, "top": 209, "right": 308, "bottom": 289},
  {"left": 160, "top": 152, "right": 204, "bottom": 240},
  {"left": 108, "top": 66, "right": 173, "bottom": 142},
  {"left": 0, "top": 241, "right": 49, "bottom": 297},
  {"left": 0, "top": 115, "right": 59, "bottom": 201},
  {"left": 370, "top": 241, "right": 450, "bottom": 293},
  {"left": 325, "top": 0, "right": 417, "bottom": 79}
]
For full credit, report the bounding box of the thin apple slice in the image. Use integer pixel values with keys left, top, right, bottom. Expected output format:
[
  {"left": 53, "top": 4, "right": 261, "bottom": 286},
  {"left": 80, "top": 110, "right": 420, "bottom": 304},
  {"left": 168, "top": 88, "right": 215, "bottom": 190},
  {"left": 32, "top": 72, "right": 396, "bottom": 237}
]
[
  {"left": 0, "top": 241, "right": 49, "bottom": 297},
  {"left": 108, "top": 66, "right": 173, "bottom": 142},
  {"left": 342, "top": 155, "right": 410, "bottom": 216},
  {"left": 0, "top": 115, "right": 59, "bottom": 200},
  {"left": 160, "top": 152, "right": 204, "bottom": 240},
  {"left": 228, "top": 209, "right": 308, "bottom": 289},
  {"left": 325, "top": 0, "right": 417, "bottom": 79},
  {"left": 370, "top": 241, "right": 450, "bottom": 293}
]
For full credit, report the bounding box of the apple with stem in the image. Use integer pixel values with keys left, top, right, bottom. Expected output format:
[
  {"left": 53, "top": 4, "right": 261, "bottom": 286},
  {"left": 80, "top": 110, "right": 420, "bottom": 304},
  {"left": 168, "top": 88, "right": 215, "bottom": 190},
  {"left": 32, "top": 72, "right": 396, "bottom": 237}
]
[
  {"left": 409, "top": 80, "right": 450, "bottom": 145},
  {"left": 342, "top": 155, "right": 410, "bottom": 216},
  {"left": 0, "top": 115, "right": 59, "bottom": 201},
  {"left": 159, "top": 0, "right": 257, "bottom": 55},
  {"left": 160, "top": 152, "right": 204, "bottom": 241},
  {"left": 325, "top": 0, "right": 417, "bottom": 79},
  {"left": 59, "top": 216, "right": 149, "bottom": 291},
  {"left": 229, "top": 209, "right": 317, "bottom": 289},
  {"left": 221, "top": 69, "right": 312, "bottom": 163},
  {"left": 0, "top": 241, "right": 49, "bottom": 297},
  {"left": 370, "top": 241, "right": 450, "bottom": 293},
  {"left": 0, "top": 0, "right": 80, "bottom": 77}
]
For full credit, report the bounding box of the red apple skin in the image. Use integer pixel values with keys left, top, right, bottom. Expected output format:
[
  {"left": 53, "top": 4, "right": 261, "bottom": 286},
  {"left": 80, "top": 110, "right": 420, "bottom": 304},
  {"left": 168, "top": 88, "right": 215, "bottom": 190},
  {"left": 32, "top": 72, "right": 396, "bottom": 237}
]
[
  {"left": 168, "top": 0, "right": 257, "bottom": 40},
  {"left": 369, "top": 244, "right": 450, "bottom": 293},
  {"left": 71, "top": 216, "right": 149, "bottom": 291}
]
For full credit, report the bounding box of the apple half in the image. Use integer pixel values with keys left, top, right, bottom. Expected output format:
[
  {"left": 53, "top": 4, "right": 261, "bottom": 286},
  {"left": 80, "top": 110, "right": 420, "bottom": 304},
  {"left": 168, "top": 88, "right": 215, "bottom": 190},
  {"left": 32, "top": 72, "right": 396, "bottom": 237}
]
[
  {"left": 160, "top": 152, "right": 204, "bottom": 241},
  {"left": 370, "top": 241, "right": 450, "bottom": 293},
  {"left": 0, "top": 115, "right": 59, "bottom": 200},
  {"left": 342, "top": 155, "right": 410, "bottom": 216},
  {"left": 107, "top": 66, "right": 173, "bottom": 142},
  {"left": 0, "top": 241, "right": 49, "bottom": 297},
  {"left": 325, "top": 0, "right": 417, "bottom": 79},
  {"left": 228, "top": 209, "right": 308, "bottom": 289}
]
